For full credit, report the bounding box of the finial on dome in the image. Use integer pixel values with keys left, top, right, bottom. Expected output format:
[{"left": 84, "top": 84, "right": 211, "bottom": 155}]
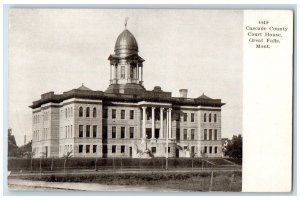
[{"left": 124, "top": 17, "right": 129, "bottom": 29}]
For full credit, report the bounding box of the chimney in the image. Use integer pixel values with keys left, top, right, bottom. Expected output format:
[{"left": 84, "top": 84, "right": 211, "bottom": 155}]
[{"left": 179, "top": 89, "right": 188, "bottom": 98}]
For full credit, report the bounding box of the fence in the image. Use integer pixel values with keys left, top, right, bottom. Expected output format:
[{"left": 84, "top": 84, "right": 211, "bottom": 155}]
[{"left": 8, "top": 157, "right": 241, "bottom": 172}]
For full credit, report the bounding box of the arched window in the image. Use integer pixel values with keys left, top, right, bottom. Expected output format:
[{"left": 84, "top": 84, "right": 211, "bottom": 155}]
[
  {"left": 209, "top": 113, "right": 211, "bottom": 122},
  {"left": 71, "top": 107, "right": 73, "bottom": 117},
  {"left": 204, "top": 113, "right": 207, "bottom": 122},
  {"left": 93, "top": 107, "right": 97, "bottom": 118},
  {"left": 214, "top": 114, "right": 217, "bottom": 122},
  {"left": 79, "top": 107, "right": 83, "bottom": 117},
  {"left": 68, "top": 108, "right": 70, "bottom": 118},
  {"left": 86, "top": 107, "right": 90, "bottom": 117},
  {"left": 65, "top": 108, "right": 68, "bottom": 118}
]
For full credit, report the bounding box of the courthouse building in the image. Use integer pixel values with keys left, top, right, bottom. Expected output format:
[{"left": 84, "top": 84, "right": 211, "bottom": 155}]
[{"left": 30, "top": 24, "right": 225, "bottom": 158}]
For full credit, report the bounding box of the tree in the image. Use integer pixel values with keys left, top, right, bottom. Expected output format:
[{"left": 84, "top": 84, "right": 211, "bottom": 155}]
[
  {"left": 63, "top": 150, "right": 73, "bottom": 172},
  {"left": 225, "top": 134, "right": 243, "bottom": 159},
  {"left": 8, "top": 129, "right": 18, "bottom": 157},
  {"left": 17, "top": 141, "right": 32, "bottom": 158}
]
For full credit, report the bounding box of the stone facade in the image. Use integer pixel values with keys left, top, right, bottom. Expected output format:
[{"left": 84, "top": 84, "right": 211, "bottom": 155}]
[{"left": 30, "top": 26, "right": 225, "bottom": 159}]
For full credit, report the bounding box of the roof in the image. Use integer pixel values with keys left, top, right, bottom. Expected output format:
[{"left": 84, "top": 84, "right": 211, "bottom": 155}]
[
  {"left": 114, "top": 29, "right": 138, "bottom": 56},
  {"left": 198, "top": 93, "right": 212, "bottom": 99},
  {"left": 77, "top": 84, "right": 92, "bottom": 91}
]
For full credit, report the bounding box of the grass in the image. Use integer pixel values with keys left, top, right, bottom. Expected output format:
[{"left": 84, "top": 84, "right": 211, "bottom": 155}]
[{"left": 18, "top": 171, "right": 242, "bottom": 192}]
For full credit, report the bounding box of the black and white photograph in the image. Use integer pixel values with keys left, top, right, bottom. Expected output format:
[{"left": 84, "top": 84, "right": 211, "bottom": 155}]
[{"left": 5, "top": 8, "right": 293, "bottom": 194}]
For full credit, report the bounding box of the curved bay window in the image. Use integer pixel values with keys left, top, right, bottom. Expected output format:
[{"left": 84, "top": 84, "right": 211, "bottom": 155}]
[
  {"left": 86, "top": 107, "right": 90, "bottom": 117},
  {"left": 93, "top": 107, "right": 97, "bottom": 118},
  {"left": 79, "top": 107, "right": 83, "bottom": 117}
]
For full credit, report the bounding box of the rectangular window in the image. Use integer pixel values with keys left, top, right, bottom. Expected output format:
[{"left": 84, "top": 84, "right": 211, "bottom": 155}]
[
  {"left": 86, "top": 125, "right": 90, "bottom": 138},
  {"left": 130, "top": 110, "right": 134, "bottom": 119},
  {"left": 209, "top": 146, "right": 212, "bottom": 154},
  {"left": 121, "top": 66, "right": 125, "bottom": 79},
  {"left": 121, "top": 110, "right": 125, "bottom": 119},
  {"left": 112, "top": 126, "right": 116, "bottom": 138},
  {"left": 79, "top": 145, "right": 83, "bottom": 153},
  {"left": 112, "top": 109, "right": 116, "bottom": 119},
  {"left": 165, "top": 147, "right": 171, "bottom": 153},
  {"left": 121, "top": 145, "right": 125, "bottom": 153},
  {"left": 121, "top": 127, "right": 125, "bottom": 138},
  {"left": 183, "top": 113, "right": 187, "bottom": 122},
  {"left": 184, "top": 146, "right": 188, "bottom": 150},
  {"left": 191, "top": 129, "right": 195, "bottom": 140},
  {"left": 151, "top": 147, "right": 156, "bottom": 153},
  {"left": 79, "top": 125, "right": 83, "bottom": 138},
  {"left": 103, "top": 109, "right": 108, "bottom": 119},
  {"left": 214, "top": 130, "right": 218, "bottom": 140},
  {"left": 86, "top": 145, "right": 90, "bottom": 153},
  {"left": 93, "top": 125, "right": 97, "bottom": 138},
  {"left": 93, "top": 145, "right": 97, "bottom": 153},
  {"left": 204, "top": 129, "right": 207, "bottom": 140},
  {"left": 191, "top": 113, "right": 195, "bottom": 122},
  {"left": 130, "top": 127, "right": 134, "bottom": 138},
  {"left": 184, "top": 129, "right": 187, "bottom": 140},
  {"left": 204, "top": 146, "right": 207, "bottom": 154},
  {"left": 214, "top": 146, "right": 218, "bottom": 154},
  {"left": 112, "top": 145, "right": 116, "bottom": 153},
  {"left": 209, "top": 129, "right": 212, "bottom": 140}
]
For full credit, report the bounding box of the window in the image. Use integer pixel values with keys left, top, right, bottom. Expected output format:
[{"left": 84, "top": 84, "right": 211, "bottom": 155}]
[
  {"left": 93, "top": 125, "right": 97, "bottom": 138},
  {"left": 184, "top": 129, "right": 187, "bottom": 140},
  {"left": 151, "top": 147, "right": 156, "bottom": 153},
  {"left": 71, "top": 107, "right": 73, "bottom": 117},
  {"left": 214, "top": 130, "right": 217, "bottom": 140},
  {"left": 121, "top": 66, "right": 125, "bottom": 79},
  {"left": 204, "top": 113, "right": 207, "bottom": 122},
  {"left": 183, "top": 113, "right": 187, "bottom": 122},
  {"left": 112, "top": 126, "right": 116, "bottom": 138},
  {"left": 79, "top": 107, "right": 83, "bottom": 117},
  {"left": 93, "top": 107, "right": 97, "bottom": 118},
  {"left": 86, "top": 125, "right": 90, "bottom": 138},
  {"left": 112, "top": 109, "right": 116, "bottom": 119},
  {"left": 93, "top": 145, "right": 97, "bottom": 153},
  {"left": 209, "top": 146, "right": 212, "bottom": 154},
  {"left": 130, "top": 110, "right": 134, "bottom": 119},
  {"left": 68, "top": 108, "right": 70, "bottom": 118},
  {"left": 71, "top": 125, "right": 73, "bottom": 137},
  {"left": 112, "top": 145, "right": 116, "bottom": 153},
  {"left": 204, "top": 129, "right": 207, "bottom": 140},
  {"left": 209, "top": 113, "right": 211, "bottom": 122},
  {"left": 65, "top": 126, "right": 67, "bottom": 138},
  {"left": 184, "top": 146, "right": 188, "bottom": 150},
  {"left": 86, "top": 107, "right": 90, "bottom": 117},
  {"left": 121, "top": 127, "right": 125, "bottom": 139},
  {"left": 86, "top": 145, "right": 90, "bottom": 153},
  {"left": 121, "top": 110, "right": 125, "bottom": 119},
  {"left": 204, "top": 146, "right": 207, "bottom": 153},
  {"left": 165, "top": 147, "right": 171, "bottom": 153},
  {"left": 214, "top": 146, "right": 218, "bottom": 154},
  {"left": 65, "top": 108, "right": 68, "bottom": 118},
  {"left": 209, "top": 129, "right": 212, "bottom": 140},
  {"left": 191, "top": 129, "right": 195, "bottom": 140},
  {"left": 121, "top": 145, "right": 125, "bottom": 153},
  {"left": 214, "top": 113, "right": 217, "bottom": 122},
  {"left": 103, "top": 109, "right": 108, "bottom": 119},
  {"left": 130, "top": 127, "right": 134, "bottom": 138},
  {"left": 79, "top": 125, "right": 83, "bottom": 138},
  {"left": 79, "top": 145, "right": 83, "bottom": 153},
  {"left": 191, "top": 113, "right": 195, "bottom": 122}
]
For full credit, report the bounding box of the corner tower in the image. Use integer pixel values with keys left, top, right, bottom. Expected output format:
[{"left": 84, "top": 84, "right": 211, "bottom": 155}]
[{"left": 106, "top": 20, "right": 146, "bottom": 94}]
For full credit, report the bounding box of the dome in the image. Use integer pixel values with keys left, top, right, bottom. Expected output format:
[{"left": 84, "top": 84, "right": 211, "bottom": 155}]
[{"left": 114, "top": 29, "right": 138, "bottom": 56}]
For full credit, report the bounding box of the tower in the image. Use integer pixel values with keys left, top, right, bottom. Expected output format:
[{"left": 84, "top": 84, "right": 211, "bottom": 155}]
[{"left": 106, "top": 20, "right": 146, "bottom": 94}]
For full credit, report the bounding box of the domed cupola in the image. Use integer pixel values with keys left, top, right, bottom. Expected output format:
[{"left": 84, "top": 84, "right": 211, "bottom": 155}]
[
  {"left": 106, "top": 18, "right": 146, "bottom": 94},
  {"left": 114, "top": 29, "right": 139, "bottom": 57}
]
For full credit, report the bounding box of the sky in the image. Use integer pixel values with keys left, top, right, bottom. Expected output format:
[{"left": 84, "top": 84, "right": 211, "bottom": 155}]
[{"left": 8, "top": 9, "right": 243, "bottom": 146}]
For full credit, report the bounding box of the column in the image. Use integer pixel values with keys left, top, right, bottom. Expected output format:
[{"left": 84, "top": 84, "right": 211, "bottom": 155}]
[
  {"left": 115, "top": 64, "right": 118, "bottom": 80},
  {"left": 110, "top": 65, "right": 112, "bottom": 81},
  {"left": 142, "top": 107, "right": 146, "bottom": 139},
  {"left": 151, "top": 107, "right": 155, "bottom": 139},
  {"left": 168, "top": 108, "right": 172, "bottom": 139},
  {"left": 160, "top": 107, "right": 164, "bottom": 139},
  {"left": 166, "top": 109, "right": 169, "bottom": 158}
]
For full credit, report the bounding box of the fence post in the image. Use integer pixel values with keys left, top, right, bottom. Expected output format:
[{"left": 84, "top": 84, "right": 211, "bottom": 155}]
[
  {"left": 121, "top": 157, "right": 122, "bottom": 173},
  {"left": 39, "top": 157, "right": 42, "bottom": 173},
  {"left": 229, "top": 173, "right": 235, "bottom": 191},
  {"left": 30, "top": 158, "right": 33, "bottom": 172},
  {"left": 113, "top": 156, "right": 115, "bottom": 171},
  {"left": 209, "top": 171, "right": 214, "bottom": 192},
  {"left": 51, "top": 157, "right": 54, "bottom": 171},
  {"left": 192, "top": 157, "right": 194, "bottom": 172},
  {"left": 95, "top": 157, "right": 98, "bottom": 172}
]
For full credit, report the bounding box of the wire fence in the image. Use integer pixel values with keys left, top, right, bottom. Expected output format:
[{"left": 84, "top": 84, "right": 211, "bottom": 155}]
[{"left": 8, "top": 157, "right": 241, "bottom": 172}]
